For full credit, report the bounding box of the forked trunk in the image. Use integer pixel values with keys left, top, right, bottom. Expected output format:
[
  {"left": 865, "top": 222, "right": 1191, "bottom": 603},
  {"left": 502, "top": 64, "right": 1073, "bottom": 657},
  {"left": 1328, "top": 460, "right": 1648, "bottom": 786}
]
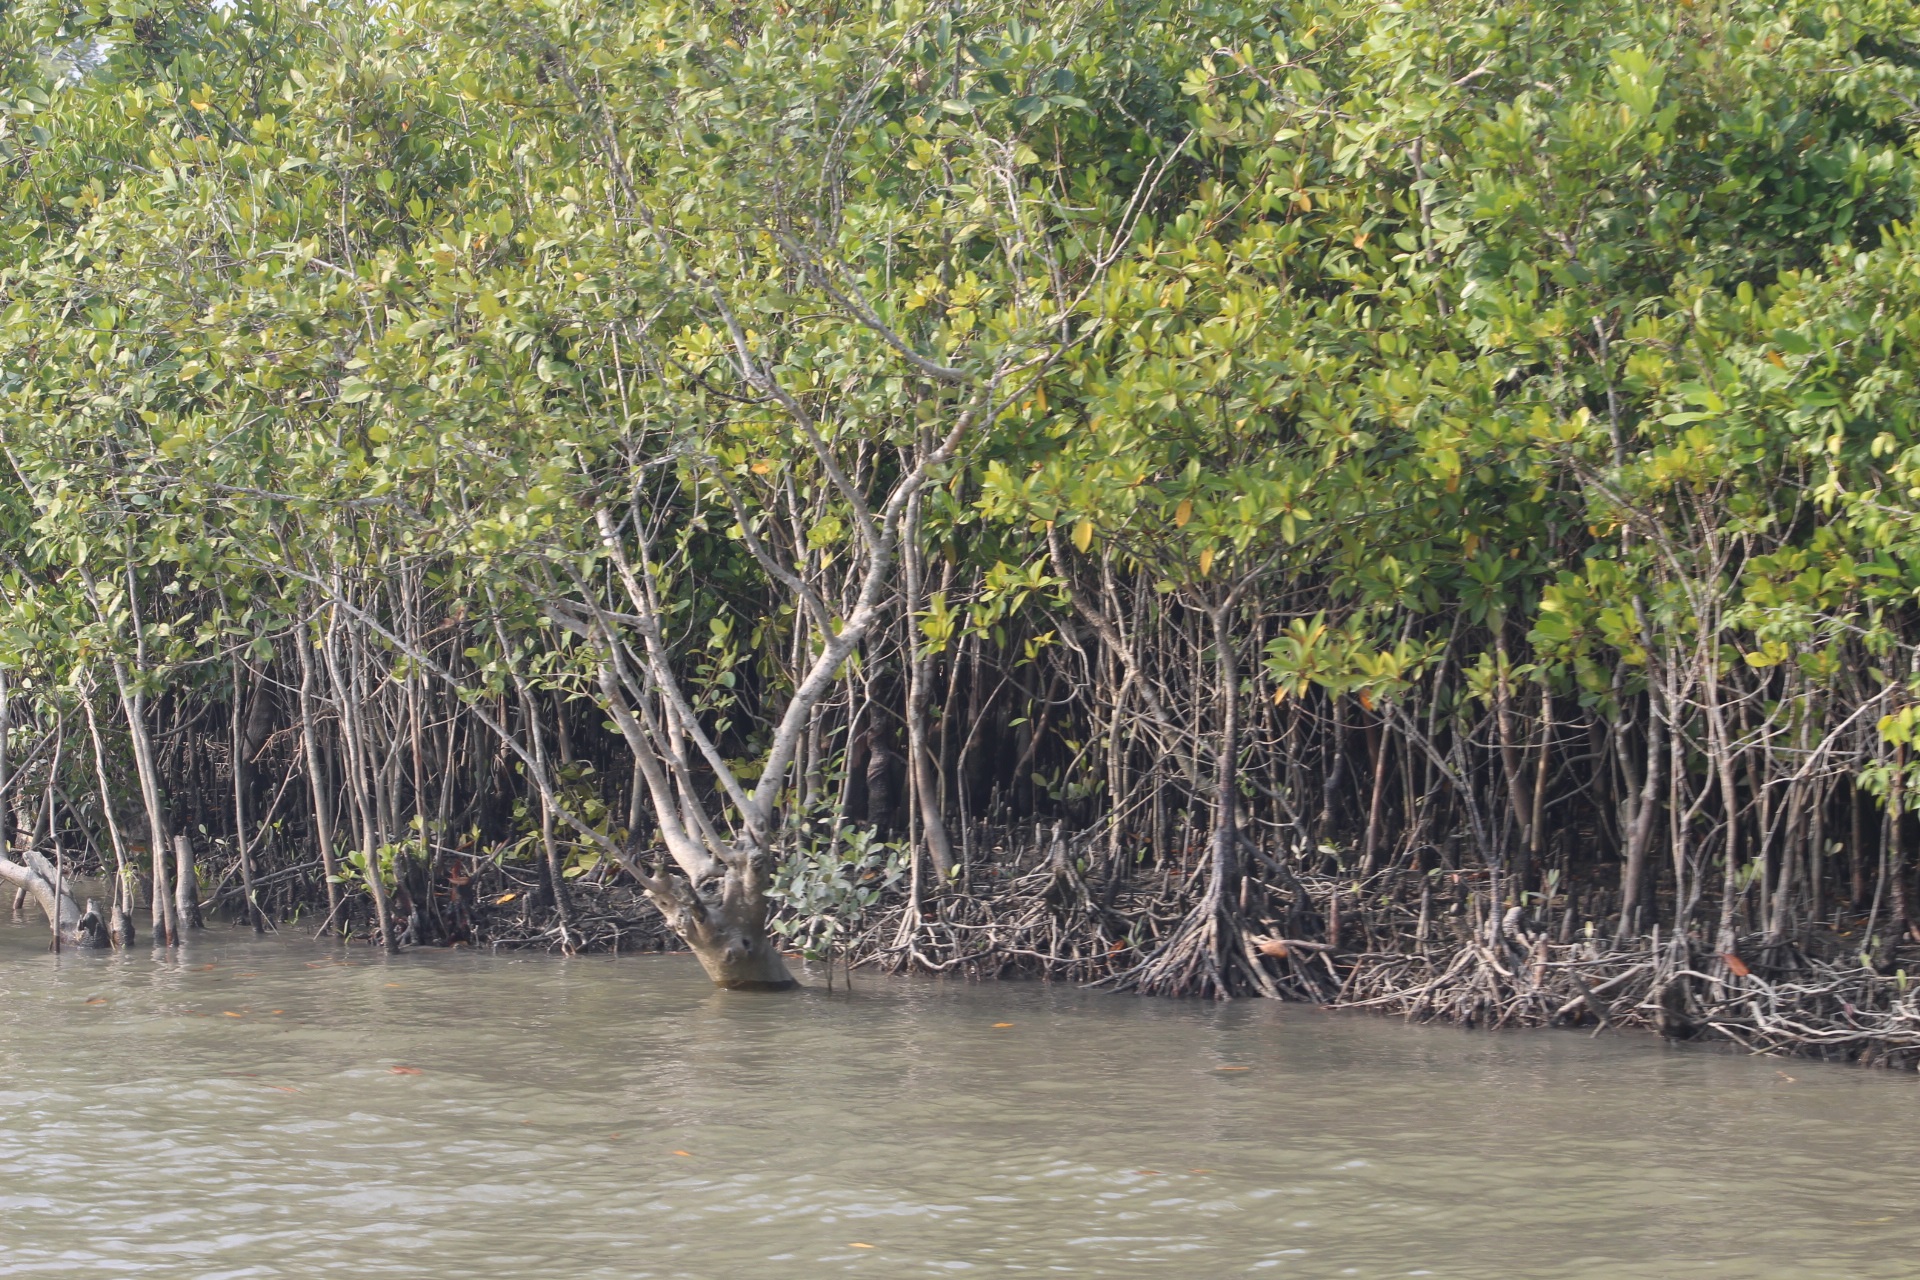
[{"left": 648, "top": 858, "right": 796, "bottom": 991}]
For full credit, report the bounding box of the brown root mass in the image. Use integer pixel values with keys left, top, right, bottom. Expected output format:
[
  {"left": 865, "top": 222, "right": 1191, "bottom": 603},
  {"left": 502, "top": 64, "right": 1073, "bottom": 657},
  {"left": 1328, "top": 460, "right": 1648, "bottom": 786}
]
[{"left": 418, "top": 826, "right": 1920, "bottom": 1071}]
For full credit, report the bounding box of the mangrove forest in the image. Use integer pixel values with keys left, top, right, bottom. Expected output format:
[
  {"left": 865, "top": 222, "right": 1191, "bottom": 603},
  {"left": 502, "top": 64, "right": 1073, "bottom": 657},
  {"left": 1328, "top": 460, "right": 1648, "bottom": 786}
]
[{"left": 4, "top": 0, "right": 1920, "bottom": 1067}]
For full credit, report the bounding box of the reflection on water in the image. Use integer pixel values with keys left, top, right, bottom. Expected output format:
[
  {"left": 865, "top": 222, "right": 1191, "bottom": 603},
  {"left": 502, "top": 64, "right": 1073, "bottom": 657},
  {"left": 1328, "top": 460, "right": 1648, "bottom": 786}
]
[{"left": 0, "top": 915, "right": 1915, "bottom": 1279}]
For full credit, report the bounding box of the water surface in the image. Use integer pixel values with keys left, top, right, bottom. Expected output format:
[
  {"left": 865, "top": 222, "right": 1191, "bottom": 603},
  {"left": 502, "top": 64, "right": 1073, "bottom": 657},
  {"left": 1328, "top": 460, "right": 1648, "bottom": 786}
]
[{"left": 0, "top": 916, "right": 1914, "bottom": 1278}]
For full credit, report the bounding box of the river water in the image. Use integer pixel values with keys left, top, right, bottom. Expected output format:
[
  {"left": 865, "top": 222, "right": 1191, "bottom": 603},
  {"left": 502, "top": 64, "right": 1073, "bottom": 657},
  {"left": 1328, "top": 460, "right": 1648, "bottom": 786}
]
[{"left": 1, "top": 916, "right": 1915, "bottom": 1279}]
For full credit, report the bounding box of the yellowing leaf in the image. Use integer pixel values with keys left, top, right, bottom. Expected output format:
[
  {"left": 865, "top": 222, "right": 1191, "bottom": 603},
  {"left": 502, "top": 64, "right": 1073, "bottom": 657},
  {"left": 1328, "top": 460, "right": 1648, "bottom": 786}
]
[
  {"left": 1072, "top": 519, "right": 1093, "bottom": 553},
  {"left": 1174, "top": 499, "right": 1192, "bottom": 528},
  {"left": 1199, "top": 546, "right": 1215, "bottom": 577},
  {"left": 494, "top": 892, "right": 518, "bottom": 904}
]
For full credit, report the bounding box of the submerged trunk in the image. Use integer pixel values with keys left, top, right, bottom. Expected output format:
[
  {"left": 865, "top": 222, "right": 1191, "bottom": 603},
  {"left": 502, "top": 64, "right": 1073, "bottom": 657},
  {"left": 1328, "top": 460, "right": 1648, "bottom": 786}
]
[
  {"left": 150, "top": 836, "right": 175, "bottom": 948},
  {"left": 648, "top": 855, "right": 796, "bottom": 991},
  {"left": 111, "top": 666, "right": 177, "bottom": 946},
  {"left": 173, "top": 833, "right": 203, "bottom": 932}
]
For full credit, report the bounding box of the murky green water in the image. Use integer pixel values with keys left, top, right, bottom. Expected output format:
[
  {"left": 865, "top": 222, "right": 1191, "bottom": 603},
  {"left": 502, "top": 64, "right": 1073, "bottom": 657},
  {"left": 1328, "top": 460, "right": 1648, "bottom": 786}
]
[{"left": 1, "top": 915, "right": 1915, "bottom": 1278}]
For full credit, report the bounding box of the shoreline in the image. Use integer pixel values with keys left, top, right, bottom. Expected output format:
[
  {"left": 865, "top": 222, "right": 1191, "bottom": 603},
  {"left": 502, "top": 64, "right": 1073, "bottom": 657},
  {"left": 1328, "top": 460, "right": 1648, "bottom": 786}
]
[{"left": 357, "top": 829, "right": 1920, "bottom": 1072}]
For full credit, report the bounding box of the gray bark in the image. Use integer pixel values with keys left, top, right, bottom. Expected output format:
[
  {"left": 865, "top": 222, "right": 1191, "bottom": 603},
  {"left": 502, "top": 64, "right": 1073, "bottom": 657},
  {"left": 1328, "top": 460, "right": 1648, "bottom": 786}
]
[{"left": 0, "top": 849, "right": 107, "bottom": 948}]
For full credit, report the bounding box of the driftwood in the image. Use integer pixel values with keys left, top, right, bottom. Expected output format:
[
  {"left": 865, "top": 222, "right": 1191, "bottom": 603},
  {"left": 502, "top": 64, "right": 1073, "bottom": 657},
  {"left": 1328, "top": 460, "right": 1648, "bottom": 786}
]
[{"left": 0, "top": 849, "right": 109, "bottom": 949}]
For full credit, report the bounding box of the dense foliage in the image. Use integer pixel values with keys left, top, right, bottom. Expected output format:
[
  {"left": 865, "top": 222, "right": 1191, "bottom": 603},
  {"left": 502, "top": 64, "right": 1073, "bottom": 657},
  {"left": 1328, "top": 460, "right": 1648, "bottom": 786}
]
[{"left": 4, "top": 0, "right": 1920, "bottom": 1006}]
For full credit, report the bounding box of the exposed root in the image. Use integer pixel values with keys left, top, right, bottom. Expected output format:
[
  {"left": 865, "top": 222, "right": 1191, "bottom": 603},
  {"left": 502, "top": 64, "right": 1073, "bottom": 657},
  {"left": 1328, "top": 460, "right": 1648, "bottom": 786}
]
[{"left": 302, "top": 826, "right": 1920, "bottom": 1069}]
